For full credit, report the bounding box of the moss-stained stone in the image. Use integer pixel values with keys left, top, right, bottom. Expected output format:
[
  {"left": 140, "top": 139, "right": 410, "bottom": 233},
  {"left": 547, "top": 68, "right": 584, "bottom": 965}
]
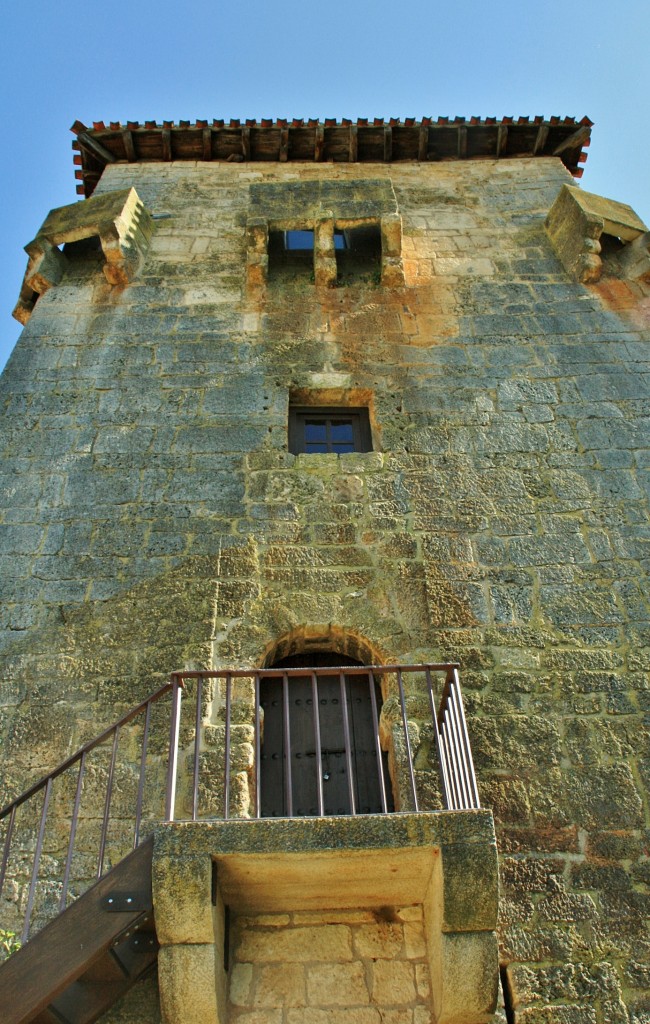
[{"left": 1, "top": 156, "right": 650, "bottom": 1022}]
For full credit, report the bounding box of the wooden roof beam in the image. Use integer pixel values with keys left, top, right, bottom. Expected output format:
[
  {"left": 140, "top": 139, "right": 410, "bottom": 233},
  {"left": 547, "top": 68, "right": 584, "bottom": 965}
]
[
  {"left": 122, "top": 130, "right": 136, "bottom": 162},
  {"left": 458, "top": 126, "right": 468, "bottom": 159},
  {"left": 161, "top": 128, "right": 172, "bottom": 161},
  {"left": 553, "top": 124, "right": 591, "bottom": 156},
  {"left": 202, "top": 128, "right": 212, "bottom": 160},
  {"left": 533, "top": 124, "right": 549, "bottom": 155},
  {"left": 241, "top": 127, "right": 251, "bottom": 160},
  {"left": 74, "top": 131, "right": 117, "bottom": 165},
  {"left": 279, "top": 128, "right": 289, "bottom": 162},
  {"left": 349, "top": 125, "right": 358, "bottom": 162},
  {"left": 384, "top": 126, "right": 392, "bottom": 162},
  {"left": 418, "top": 125, "right": 428, "bottom": 161},
  {"left": 496, "top": 124, "right": 508, "bottom": 158},
  {"left": 315, "top": 125, "right": 324, "bottom": 161}
]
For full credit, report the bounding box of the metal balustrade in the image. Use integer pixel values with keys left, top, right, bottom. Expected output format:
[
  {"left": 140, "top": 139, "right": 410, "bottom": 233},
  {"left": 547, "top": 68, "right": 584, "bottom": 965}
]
[{"left": 0, "top": 662, "right": 479, "bottom": 944}]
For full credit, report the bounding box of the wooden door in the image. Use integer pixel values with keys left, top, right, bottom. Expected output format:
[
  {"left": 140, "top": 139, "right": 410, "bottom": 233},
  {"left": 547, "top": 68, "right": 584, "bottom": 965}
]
[{"left": 259, "top": 654, "right": 392, "bottom": 817}]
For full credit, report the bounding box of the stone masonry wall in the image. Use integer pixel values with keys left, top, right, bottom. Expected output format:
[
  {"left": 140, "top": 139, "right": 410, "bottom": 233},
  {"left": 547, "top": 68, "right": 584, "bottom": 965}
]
[
  {"left": 0, "top": 156, "right": 649, "bottom": 1022},
  {"left": 228, "top": 907, "right": 431, "bottom": 1024}
]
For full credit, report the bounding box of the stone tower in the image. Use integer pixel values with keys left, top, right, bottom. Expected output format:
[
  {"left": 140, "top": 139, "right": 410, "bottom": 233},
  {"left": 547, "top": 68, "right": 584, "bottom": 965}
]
[{"left": 1, "top": 116, "right": 649, "bottom": 1024}]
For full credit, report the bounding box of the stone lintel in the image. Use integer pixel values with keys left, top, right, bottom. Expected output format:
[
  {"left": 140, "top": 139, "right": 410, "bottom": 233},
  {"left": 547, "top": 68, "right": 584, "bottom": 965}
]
[
  {"left": 13, "top": 187, "right": 153, "bottom": 323},
  {"left": 545, "top": 183, "right": 648, "bottom": 284}
]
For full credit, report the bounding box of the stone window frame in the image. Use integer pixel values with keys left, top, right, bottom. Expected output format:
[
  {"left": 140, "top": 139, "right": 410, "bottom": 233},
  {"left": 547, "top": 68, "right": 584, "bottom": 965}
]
[
  {"left": 288, "top": 406, "right": 373, "bottom": 455},
  {"left": 246, "top": 213, "right": 404, "bottom": 290}
]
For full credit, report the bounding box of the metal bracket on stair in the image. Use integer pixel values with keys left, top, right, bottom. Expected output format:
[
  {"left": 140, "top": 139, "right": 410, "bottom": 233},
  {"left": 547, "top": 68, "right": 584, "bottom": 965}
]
[{"left": 102, "top": 891, "right": 149, "bottom": 912}]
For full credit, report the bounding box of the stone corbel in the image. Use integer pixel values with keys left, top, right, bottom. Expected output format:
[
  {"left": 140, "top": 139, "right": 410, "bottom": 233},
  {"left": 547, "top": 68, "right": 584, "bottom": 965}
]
[
  {"left": 545, "top": 184, "right": 648, "bottom": 284},
  {"left": 13, "top": 187, "right": 153, "bottom": 324}
]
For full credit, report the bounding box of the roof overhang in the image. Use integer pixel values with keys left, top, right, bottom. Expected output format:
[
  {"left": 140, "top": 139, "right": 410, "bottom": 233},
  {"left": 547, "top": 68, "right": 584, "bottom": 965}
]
[{"left": 71, "top": 115, "right": 592, "bottom": 197}]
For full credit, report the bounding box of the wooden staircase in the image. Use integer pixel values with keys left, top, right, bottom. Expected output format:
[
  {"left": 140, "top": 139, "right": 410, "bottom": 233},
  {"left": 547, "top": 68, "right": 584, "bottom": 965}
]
[{"left": 0, "top": 837, "right": 157, "bottom": 1024}]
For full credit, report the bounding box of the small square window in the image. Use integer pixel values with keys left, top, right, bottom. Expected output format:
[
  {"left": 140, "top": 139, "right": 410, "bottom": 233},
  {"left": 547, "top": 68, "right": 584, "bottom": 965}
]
[
  {"left": 268, "top": 229, "right": 314, "bottom": 280},
  {"left": 285, "top": 230, "right": 314, "bottom": 251},
  {"left": 289, "top": 407, "right": 372, "bottom": 455},
  {"left": 335, "top": 224, "right": 382, "bottom": 284}
]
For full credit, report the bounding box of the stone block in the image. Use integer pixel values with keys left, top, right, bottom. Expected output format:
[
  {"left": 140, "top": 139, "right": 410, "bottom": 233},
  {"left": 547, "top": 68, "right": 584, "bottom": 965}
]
[
  {"left": 152, "top": 851, "right": 215, "bottom": 945},
  {"left": 306, "top": 962, "right": 369, "bottom": 1006},
  {"left": 437, "top": 931, "right": 499, "bottom": 1024},
  {"left": 253, "top": 963, "right": 306, "bottom": 1007},
  {"left": 545, "top": 184, "right": 647, "bottom": 283},
  {"left": 158, "top": 944, "right": 221, "bottom": 1024},
  {"left": 14, "top": 187, "right": 153, "bottom": 322},
  {"left": 370, "top": 960, "right": 417, "bottom": 1004},
  {"left": 237, "top": 924, "right": 352, "bottom": 962}
]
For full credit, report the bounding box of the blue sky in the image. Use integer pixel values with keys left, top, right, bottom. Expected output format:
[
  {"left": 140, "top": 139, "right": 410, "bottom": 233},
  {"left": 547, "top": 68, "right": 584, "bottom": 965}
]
[{"left": 1, "top": 0, "right": 648, "bottom": 371}]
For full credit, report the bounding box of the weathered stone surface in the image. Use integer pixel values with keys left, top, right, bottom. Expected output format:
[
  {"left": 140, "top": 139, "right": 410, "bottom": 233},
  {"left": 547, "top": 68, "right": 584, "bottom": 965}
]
[{"left": 1, "top": 153, "right": 649, "bottom": 1024}]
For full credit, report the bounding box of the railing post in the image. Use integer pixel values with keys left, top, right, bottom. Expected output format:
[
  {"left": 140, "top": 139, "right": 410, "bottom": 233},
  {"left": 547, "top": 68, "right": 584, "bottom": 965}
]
[
  {"left": 397, "top": 669, "right": 419, "bottom": 812},
  {"left": 339, "top": 672, "right": 357, "bottom": 816},
  {"left": 60, "top": 750, "right": 86, "bottom": 911},
  {"left": 425, "top": 668, "right": 452, "bottom": 810},
  {"left": 254, "top": 673, "right": 262, "bottom": 818},
  {"left": 21, "top": 777, "right": 52, "bottom": 945},
  {"left": 165, "top": 675, "right": 183, "bottom": 822},
  {"left": 192, "top": 674, "right": 204, "bottom": 821},
  {"left": 224, "top": 673, "right": 232, "bottom": 820},
  {"left": 311, "top": 672, "right": 325, "bottom": 817},
  {"left": 451, "top": 667, "right": 481, "bottom": 808}
]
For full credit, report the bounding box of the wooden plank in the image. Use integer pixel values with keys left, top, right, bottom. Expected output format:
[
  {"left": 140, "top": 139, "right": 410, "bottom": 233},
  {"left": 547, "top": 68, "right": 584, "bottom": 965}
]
[
  {"left": 383, "top": 126, "right": 392, "bottom": 162},
  {"left": 0, "top": 838, "right": 154, "bottom": 1024},
  {"left": 121, "top": 130, "right": 136, "bottom": 162},
  {"left": 75, "top": 133, "right": 116, "bottom": 164},
  {"left": 418, "top": 125, "right": 428, "bottom": 161},
  {"left": 496, "top": 124, "right": 508, "bottom": 158},
  {"left": 314, "top": 126, "right": 324, "bottom": 161},
  {"left": 279, "top": 128, "right": 289, "bottom": 162},
  {"left": 553, "top": 125, "right": 591, "bottom": 156},
  {"left": 533, "top": 124, "right": 549, "bottom": 155},
  {"left": 241, "top": 127, "right": 251, "bottom": 160},
  {"left": 349, "top": 125, "right": 358, "bottom": 162},
  {"left": 457, "top": 126, "right": 468, "bottom": 158},
  {"left": 202, "top": 128, "right": 212, "bottom": 161},
  {"left": 161, "top": 128, "right": 172, "bottom": 161}
]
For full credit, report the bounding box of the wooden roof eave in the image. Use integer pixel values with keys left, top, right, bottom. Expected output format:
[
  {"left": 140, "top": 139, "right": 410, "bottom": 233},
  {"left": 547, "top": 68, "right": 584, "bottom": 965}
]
[{"left": 71, "top": 118, "right": 592, "bottom": 197}]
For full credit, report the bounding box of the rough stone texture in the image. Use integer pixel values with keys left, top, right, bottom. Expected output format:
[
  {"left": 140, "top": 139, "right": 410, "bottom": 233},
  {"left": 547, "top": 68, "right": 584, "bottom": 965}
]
[
  {"left": 13, "top": 187, "right": 154, "bottom": 323},
  {"left": 1, "top": 154, "right": 650, "bottom": 1022},
  {"left": 545, "top": 183, "right": 649, "bottom": 284},
  {"left": 229, "top": 907, "right": 431, "bottom": 1021}
]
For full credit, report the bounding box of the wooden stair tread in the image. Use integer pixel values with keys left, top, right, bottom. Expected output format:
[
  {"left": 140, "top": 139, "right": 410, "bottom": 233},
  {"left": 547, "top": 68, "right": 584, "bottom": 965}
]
[{"left": 0, "top": 837, "right": 156, "bottom": 1024}]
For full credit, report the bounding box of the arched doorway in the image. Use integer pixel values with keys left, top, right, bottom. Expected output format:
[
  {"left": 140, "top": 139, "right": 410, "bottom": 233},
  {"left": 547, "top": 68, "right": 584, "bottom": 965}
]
[{"left": 260, "top": 651, "right": 394, "bottom": 818}]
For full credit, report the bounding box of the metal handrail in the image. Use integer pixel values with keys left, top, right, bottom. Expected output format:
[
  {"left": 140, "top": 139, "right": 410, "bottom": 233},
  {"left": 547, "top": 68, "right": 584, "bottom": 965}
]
[{"left": 0, "top": 662, "right": 479, "bottom": 947}]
